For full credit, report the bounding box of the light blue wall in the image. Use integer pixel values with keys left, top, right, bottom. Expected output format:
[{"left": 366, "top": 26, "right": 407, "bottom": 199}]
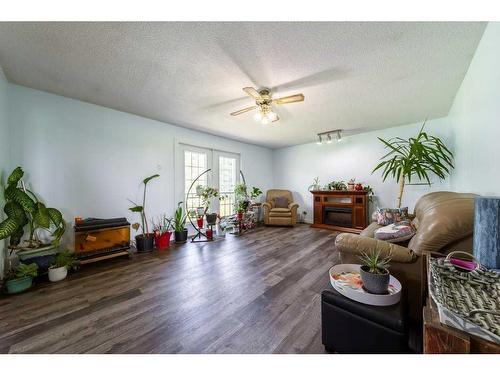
[
  {"left": 7, "top": 84, "right": 274, "bottom": 248},
  {"left": 449, "top": 22, "right": 500, "bottom": 195},
  {"left": 0, "top": 67, "right": 10, "bottom": 277}
]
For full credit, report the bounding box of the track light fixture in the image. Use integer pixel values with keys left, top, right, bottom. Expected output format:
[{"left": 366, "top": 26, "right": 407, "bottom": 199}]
[{"left": 316, "top": 129, "right": 343, "bottom": 145}]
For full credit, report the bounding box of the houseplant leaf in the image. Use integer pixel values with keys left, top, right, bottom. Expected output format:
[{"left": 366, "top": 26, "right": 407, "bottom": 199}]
[
  {"left": 7, "top": 166, "right": 24, "bottom": 187},
  {"left": 33, "top": 202, "right": 51, "bottom": 228},
  {"left": 0, "top": 217, "right": 22, "bottom": 240},
  {"left": 143, "top": 174, "right": 159, "bottom": 185}
]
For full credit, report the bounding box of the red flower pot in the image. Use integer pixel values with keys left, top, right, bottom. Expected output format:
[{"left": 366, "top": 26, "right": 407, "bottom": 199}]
[
  {"left": 206, "top": 228, "right": 213, "bottom": 239},
  {"left": 237, "top": 212, "right": 243, "bottom": 220},
  {"left": 155, "top": 231, "right": 172, "bottom": 250},
  {"left": 197, "top": 217, "right": 204, "bottom": 229}
]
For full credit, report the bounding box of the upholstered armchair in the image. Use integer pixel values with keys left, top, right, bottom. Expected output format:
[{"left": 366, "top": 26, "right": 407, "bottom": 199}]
[{"left": 262, "top": 189, "right": 299, "bottom": 226}]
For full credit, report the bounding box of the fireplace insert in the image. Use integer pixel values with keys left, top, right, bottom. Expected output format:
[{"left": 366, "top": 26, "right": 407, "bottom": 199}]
[{"left": 324, "top": 206, "right": 353, "bottom": 228}]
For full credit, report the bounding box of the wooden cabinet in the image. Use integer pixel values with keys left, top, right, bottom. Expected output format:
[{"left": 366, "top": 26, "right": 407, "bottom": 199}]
[{"left": 310, "top": 190, "right": 368, "bottom": 233}]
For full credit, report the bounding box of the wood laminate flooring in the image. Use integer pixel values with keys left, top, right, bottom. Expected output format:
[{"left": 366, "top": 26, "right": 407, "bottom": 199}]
[{"left": 0, "top": 225, "right": 340, "bottom": 354}]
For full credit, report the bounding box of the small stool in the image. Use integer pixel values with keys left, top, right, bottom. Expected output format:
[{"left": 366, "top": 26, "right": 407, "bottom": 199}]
[{"left": 321, "top": 289, "right": 409, "bottom": 353}]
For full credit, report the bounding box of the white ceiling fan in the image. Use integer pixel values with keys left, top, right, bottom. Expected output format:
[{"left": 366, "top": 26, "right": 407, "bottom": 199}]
[{"left": 230, "top": 87, "right": 305, "bottom": 124}]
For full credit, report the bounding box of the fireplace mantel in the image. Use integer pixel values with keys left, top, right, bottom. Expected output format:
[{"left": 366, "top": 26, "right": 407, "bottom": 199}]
[{"left": 310, "top": 190, "right": 368, "bottom": 233}]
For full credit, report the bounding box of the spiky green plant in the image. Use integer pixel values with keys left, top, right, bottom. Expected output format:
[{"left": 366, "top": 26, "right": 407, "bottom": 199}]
[
  {"left": 173, "top": 202, "right": 187, "bottom": 232},
  {"left": 0, "top": 167, "right": 65, "bottom": 248},
  {"left": 372, "top": 122, "right": 454, "bottom": 208},
  {"left": 52, "top": 250, "right": 75, "bottom": 269},
  {"left": 128, "top": 174, "right": 159, "bottom": 236},
  {"left": 358, "top": 250, "right": 392, "bottom": 274}
]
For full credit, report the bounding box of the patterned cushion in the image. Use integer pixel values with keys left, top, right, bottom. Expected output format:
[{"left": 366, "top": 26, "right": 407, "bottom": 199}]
[
  {"left": 374, "top": 220, "right": 416, "bottom": 243},
  {"left": 375, "top": 207, "right": 409, "bottom": 226},
  {"left": 274, "top": 196, "right": 289, "bottom": 208}
]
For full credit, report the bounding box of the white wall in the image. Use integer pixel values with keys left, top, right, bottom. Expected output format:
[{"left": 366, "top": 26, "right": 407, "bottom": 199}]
[
  {"left": 0, "top": 67, "right": 10, "bottom": 277},
  {"left": 8, "top": 84, "right": 274, "bottom": 245},
  {"left": 272, "top": 118, "right": 453, "bottom": 222},
  {"left": 448, "top": 22, "right": 500, "bottom": 195}
]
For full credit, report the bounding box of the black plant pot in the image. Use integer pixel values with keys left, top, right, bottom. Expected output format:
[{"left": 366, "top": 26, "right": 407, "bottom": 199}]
[
  {"left": 360, "top": 265, "right": 390, "bottom": 294},
  {"left": 174, "top": 229, "right": 188, "bottom": 243},
  {"left": 205, "top": 213, "right": 217, "bottom": 226},
  {"left": 135, "top": 233, "right": 155, "bottom": 252}
]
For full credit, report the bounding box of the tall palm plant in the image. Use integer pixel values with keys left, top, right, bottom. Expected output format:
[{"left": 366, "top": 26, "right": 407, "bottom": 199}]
[{"left": 372, "top": 123, "right": 454, "bottom": 208}]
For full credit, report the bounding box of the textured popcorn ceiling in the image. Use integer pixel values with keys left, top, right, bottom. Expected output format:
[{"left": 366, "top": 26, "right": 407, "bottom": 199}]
[{"left": 0, "top": 22, "right": 486, "bottom": 148}]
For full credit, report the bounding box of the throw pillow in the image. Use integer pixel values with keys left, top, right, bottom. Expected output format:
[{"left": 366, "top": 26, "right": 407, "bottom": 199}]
[
  {"left": 375, "top": 207, "right": 409, "bottom": 226},
  {"left": 274, "top": 196, "right": 289, "bottom": 208},
  {"left": 374, "top": 220, "right": 416, "bottom": 243}
]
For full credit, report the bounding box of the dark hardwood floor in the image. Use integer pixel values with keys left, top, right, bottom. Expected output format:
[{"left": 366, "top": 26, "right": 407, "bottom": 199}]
[{"left": 0, "top": 225, "right": 340, "bottom": 354}]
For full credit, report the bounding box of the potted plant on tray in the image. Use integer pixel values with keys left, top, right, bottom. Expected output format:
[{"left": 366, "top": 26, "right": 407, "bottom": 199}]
[
  {"left": 196, "top": 186, "right": 224, "bottom": 225},
  {"left": 128, "top": 174, "right": 159, "bottom": 252},
  {"left": 4, "top": 263, "right": 38, "bottom": 294},
  {"left": 173, "top": 202, "right": 188, "bottom": 243},
  {"left": 153, "top": 214, "right": 173, "bottom": 250},
  {"left": 48, "top": 250, "right": 75, "bottom": 282},
  {"left": 0, "top": 167, "right": 66, "bottom": 262},
  {"left": 358, "top": 250, "right": 392, "bottom": 295}
]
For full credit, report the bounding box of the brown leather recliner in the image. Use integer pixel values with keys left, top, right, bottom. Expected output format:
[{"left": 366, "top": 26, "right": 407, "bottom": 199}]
[
  {"left": 334, "top": 191, "right": 477, "bottom": 321},
  {"left": 263, "top": 189, "right": 299, "bottom": 226}
]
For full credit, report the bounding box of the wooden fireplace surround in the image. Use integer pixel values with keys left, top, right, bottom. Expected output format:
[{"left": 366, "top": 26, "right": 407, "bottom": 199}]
[{"left": 310, "top": 190, "right": 368, "bottom": 233}]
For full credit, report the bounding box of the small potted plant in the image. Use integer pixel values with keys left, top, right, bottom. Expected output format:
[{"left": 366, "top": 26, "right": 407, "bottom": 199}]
[
  {"left": 236, "top": 201, "right": 246, "bottom": 220},
  {"left": 358, "top": 250, "right": 392, "bottom": 294},
  {"left": 308, "top": 177, "right": 321, "bottom": 191},
  {"left": 128, "top": 174, "right": 159, "bottom": 252},
  {"left": 348, "top": 178, "right": 356, "bottom": 191},
  {"left": 249, "top": 187, "right": 263, "bottom": 206},
  {"left": 173, "top": 202, "right": 188, "bottom": 243},
  {"left": 4, "top": 263, "right": 38, "bottom": 294},
  {"left": 48, "top": 250, "right": 75, "bottom": 282},
  {"left": 153, "top": 215, "right": 173, "bottom": 250},
  {"left": 196, "top": 186, "right": 224, "bottom": 225}
]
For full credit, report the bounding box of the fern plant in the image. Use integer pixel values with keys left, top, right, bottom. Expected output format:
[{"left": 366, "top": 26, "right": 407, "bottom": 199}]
[
  {"left": 0, "top": 167, "right": 65, "bottom": 248},
  {"left": 372, "top": 122, "right": 454, "bottom": 208}
]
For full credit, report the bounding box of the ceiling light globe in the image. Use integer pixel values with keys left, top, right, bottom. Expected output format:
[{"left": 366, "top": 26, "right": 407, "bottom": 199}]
[
  {"left": 261, "top": 116, "right": 270, "bottom": 125},
  {"left": 254, "top": 111, "right": 263, "bottom": 122},
  {"left": 267, "top": 111, "right": 278, "bottom": 122}
]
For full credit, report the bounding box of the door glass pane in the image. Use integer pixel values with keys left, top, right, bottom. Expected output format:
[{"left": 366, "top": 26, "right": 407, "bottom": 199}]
[
  {"left": 184, "top": 150, "right": 208, "bottom": 215},
  {"left": 219, "top": 156, "right": 237, "bottom": 217}
]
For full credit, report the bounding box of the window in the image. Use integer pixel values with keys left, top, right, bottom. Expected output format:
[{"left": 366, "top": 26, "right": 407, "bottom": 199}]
[
  {"left": 218, "top": 156, "right": 237, "bottom": 217},
  {"left": 184, "top": 150, "right": 208, "bottom": 215},
  {"left": 177, "top": 144, "right": 240, "bottom": 218}
]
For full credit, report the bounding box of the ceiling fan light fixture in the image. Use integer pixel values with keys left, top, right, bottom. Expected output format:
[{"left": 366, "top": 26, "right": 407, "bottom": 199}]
[
  {"left": 337, "top": 130, "right": 342, "bottom": 142},
  {"left": 253, "top": 111, "right": 263, "bottom": 122},
  {"left": 327, "top": 134, "right": 332, "bottom": 144},
  {"left": 316, "top": 135, "right": 323, "bottom": 145}
]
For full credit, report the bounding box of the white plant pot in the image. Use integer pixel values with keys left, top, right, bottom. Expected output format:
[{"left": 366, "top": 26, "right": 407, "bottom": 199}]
[{"left": 48, "top": 266, "right": 68, "bottom": 282}]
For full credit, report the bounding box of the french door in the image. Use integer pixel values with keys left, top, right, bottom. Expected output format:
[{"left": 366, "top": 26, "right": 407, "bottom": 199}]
[{"left": 179, "top": 144, "right": 240, "bottom": 217}]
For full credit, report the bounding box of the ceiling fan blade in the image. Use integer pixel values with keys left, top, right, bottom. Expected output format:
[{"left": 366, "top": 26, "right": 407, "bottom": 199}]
[
  {"left": 243, "top": 87, "right": 262, "bottom": 101},
  {"left": 273, "top": 93, "right": 305, "bottom": 105},
  {"left": 230, "top": 106, "right": 257, "bottom": 116}
]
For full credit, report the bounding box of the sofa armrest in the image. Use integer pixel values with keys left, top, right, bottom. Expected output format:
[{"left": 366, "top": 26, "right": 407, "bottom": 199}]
[
  {"left": 335, "top": 233, "right": 416, "bottom": 263},
  {"left": 288, "top": 202, "right": 299, "bottom": 211}
]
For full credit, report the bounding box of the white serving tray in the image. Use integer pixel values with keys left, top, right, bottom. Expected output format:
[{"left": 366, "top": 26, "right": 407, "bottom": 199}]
[{"left": 329, "top": 264, "right": 402, "bottom": 306}]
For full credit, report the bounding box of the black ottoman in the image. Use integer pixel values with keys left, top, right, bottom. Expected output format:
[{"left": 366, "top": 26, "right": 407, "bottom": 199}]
[{"left": 321, "top": 289, "right": 409, "bottom": 353}]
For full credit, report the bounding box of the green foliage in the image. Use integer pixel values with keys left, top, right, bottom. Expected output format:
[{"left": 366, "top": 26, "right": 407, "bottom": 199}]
[
  {"left": 328, "top": 181, "right": 347, "bottom": 191},
  {"left": 0, "top": 167, "right": 66, "bottom": 247},
  {"left": 308, "top": 177, "right": 321, "bottom": 191},
  {"left": 153, "top": 214, "right": 173, "bottom": 234},
  {"left": 52, "top": 250, "right": 75, "bottom": 269},
  {"left": 358, "top": 250, "right": 391, "bottom": 274},
  {"left": 249, "top": 187, "right": 262, "bottom": 200},
  {"left": 196, "top": 186, "right": 224, "bottom": 214},
  {"left": 363, "top": 185, "right": 375, "bottom": 203},
  {"left": 14, "top": 263, "right": 38, "bottom": 279},
  {"left": 372, "top": 123, "right": 454, "bottom": 186},
  {"left": 128, "top": 174, "right": 159, "bottom": 235},
  {"left": 173, "top": 202, "right": 187, "bottom": 232}
]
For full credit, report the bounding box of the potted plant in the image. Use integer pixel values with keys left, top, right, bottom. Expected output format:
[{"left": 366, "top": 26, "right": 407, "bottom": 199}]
[
  {"left": 372, "top": 122, "right": 454, "bottom": 208},
  {"left": 347, "top": 178, "right": 356, "bottom": 191},
  {"left": 0, "top": 167, "right": 66, "bottom": 263},
  {"left": 128, "top": 174, "right": 159, "bottom": 252},
  {"left": 308, "top": 177, "right": 321, "bottom": 191},
  {"left": 236, "top": 201, "right": 246, "bottom": 220},
  {"left": 4, "top": 263, "right": 38, "bottom": 294},
  {"left": 196, "top": 185, "right": 224, "bottom": 225},
  {"left": 153, "top": 214, "right": 173, "bottom": 250},
  {"left": 173, "top": 202, "right": 188, "bottom": 243},
  {"left": 358, "top": 250, "right": 392, "bottom": 295},
  {"left": 249, "top": 187, "right": 263, "bottom": 206},
  {"left": 48, "top": 250, "right": 75, "bottom": 282}
]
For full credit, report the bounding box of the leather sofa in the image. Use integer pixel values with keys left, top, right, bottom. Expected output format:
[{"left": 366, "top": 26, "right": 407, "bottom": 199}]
[
  {"left": 334, "top": 191, "right": 477, "bottom": 321},
  {"left": 262, "top": 189, "right": 299, "bottom": 226}
]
